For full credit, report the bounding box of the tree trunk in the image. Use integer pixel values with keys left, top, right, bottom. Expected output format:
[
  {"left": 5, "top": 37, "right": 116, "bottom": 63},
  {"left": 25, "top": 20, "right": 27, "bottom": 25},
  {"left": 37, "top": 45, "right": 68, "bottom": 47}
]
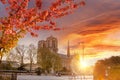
[
  {"left": 21, "top": 56, "right": 24, "bottom": 66},
  {"left": 30, "top": 59, "right": 33, "bottom": 71},
  {"left": 0, "top": 51, "right": 3, "bottom": 64},
  {"left": 0, "top": 56, "right": 2, "bottom": 64}
]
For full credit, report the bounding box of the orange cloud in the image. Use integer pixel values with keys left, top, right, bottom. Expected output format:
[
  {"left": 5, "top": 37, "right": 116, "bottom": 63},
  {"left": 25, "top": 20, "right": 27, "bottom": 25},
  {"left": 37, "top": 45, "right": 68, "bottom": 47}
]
[
  {"left": 59, "top": 9, "right": 120, "bottom": 58},
  {"left": 93, "top": 44, "right": 120, "bottom": 51}
]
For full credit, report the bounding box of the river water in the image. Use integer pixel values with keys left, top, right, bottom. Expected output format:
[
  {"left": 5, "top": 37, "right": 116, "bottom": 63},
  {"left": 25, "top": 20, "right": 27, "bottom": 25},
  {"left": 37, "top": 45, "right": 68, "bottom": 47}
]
[{"left": 17, "top": 75, "right": 93, "bottom": 80}]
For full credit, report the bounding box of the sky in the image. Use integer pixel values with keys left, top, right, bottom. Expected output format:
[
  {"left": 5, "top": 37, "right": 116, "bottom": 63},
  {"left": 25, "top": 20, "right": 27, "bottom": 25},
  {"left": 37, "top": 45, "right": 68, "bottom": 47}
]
[{"left": 0, "top": 0, "right": 120, "bottom": 66}]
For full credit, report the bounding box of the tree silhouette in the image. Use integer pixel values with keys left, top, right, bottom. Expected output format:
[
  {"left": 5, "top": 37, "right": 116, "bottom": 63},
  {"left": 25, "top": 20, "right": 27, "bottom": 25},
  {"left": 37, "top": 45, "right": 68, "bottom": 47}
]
[{"left": 94, "top": 56, "right": 120, "bottom": 80}]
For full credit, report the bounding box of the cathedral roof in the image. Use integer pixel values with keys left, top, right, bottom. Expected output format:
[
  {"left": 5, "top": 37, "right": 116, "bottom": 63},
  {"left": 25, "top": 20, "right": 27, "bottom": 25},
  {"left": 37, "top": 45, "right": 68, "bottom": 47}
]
[{"left": 47, "top": 35, "right": 56, "bottom": 40}]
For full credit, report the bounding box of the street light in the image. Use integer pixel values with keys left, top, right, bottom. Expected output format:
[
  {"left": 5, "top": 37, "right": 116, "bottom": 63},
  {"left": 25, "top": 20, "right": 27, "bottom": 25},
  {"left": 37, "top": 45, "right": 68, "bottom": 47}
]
[{"left": 80, "top": 42, "right": 86, "bottom": 80}]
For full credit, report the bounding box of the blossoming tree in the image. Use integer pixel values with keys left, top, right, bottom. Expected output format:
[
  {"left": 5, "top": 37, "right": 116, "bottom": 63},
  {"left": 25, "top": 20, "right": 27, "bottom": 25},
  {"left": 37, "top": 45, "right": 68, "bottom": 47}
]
[{"left": 0, "top": 0, "right": 85, "bottom": 61}]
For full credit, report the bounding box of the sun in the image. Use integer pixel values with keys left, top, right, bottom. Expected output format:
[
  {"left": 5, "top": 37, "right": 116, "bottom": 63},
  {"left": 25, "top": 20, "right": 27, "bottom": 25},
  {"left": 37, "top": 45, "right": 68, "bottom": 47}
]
[
  {"left": 80, "top": 61, "right": 88, "bottom": 68},
  {"left": 79, "top": 60, "right": 89, "bottom": 69}
]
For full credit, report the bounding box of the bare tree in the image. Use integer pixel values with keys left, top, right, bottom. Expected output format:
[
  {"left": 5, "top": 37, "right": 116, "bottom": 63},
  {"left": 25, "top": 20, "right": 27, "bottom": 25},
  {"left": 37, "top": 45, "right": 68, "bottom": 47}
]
[
  {"left": 15, "top": 45, "right": 27, "bottom": 66},
  {"left": 27, "top": 44, "right": 37, "bottom": 71},
  {"left": 6, "top": 49, "right": 20, "bottom": 62}
]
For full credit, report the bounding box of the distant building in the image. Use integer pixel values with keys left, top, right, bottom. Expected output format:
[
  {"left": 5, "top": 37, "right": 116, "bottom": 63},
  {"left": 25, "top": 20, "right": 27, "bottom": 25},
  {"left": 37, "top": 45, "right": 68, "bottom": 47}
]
[{"left": 37, "top": 36, "right": 71, "bottom": 71}]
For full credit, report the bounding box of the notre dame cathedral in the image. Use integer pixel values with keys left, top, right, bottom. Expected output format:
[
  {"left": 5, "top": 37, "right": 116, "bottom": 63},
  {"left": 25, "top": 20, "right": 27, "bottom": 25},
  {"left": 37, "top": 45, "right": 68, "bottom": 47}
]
[{"left": 37, "top": 36, "right": 71, "bottom": 71}]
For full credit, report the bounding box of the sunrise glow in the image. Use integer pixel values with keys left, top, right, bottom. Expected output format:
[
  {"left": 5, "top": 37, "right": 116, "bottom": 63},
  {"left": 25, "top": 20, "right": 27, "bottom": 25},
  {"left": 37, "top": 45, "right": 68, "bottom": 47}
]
[{"left": 80, "top": 60, "right": 88, "bottom": 69}]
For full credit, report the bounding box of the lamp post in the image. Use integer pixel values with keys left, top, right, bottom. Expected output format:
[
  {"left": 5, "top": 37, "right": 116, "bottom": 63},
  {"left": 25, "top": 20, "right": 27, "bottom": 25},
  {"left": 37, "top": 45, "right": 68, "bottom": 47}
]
[{"left": 81, "top": 42, "right": 85, "bottom": 80}]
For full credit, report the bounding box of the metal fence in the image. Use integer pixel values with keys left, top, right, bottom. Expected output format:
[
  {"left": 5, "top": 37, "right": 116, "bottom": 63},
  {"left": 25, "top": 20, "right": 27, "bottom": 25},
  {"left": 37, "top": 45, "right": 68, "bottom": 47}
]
[
  {"left": 0, "top": 72, "right": 17, "bottom": 80},
  {"left": 0, "top": 70, "right": 35, "bottom": 80}
]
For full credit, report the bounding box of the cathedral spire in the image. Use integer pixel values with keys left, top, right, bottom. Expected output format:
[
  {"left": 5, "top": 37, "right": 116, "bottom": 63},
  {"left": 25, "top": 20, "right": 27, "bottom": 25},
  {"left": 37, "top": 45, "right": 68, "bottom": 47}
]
[{"left": 67, "top": 40, "right": 70, "bottom": 57}]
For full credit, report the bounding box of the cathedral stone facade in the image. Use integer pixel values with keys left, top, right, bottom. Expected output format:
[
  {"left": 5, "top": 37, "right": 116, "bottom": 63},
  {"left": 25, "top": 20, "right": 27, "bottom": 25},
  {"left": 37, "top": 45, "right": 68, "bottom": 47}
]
[{"left": 38, "top": 36, "right": 58, "bottom": 53}]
